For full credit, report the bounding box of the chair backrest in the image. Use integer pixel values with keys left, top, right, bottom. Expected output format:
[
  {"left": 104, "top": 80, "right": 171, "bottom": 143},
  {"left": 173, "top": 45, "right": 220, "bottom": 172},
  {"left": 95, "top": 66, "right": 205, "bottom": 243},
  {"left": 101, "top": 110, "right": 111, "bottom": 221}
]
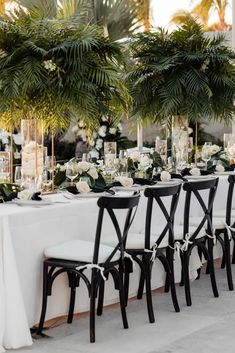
[
  {"left": 183, "top": 178, "right": 219, "bottom": 239},
  {"left": 144, "top": 184, "right": 182, "bottom": 249},
  {"left": 93, "top": 194, "right": 140, "bottom": 265},
  {"left": 225, "top": 175, "right": 235, "bottom": 225}
]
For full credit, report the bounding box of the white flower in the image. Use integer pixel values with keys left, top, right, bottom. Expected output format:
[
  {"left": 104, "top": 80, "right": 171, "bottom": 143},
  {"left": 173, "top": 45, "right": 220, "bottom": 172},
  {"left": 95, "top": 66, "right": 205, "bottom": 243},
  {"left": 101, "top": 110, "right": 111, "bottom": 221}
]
[
  {"left": 43, "top": 59, "right": 57, "bottom": 72},
  {"left": 210, "top": 144, "right": 220, "bottom": 155},
  {"left": 190, "top": 167, "right": 201, "bottom": 176},
  {"left": 96, "top": 139, "right": 103, "bottom": 150},
  {"left": 228, "top": 145, "right": 235, "bottom": 157},
  {"left": 98, "top": 126, "right": 107, "bottom": 137},
  {"left": 93, "top": 131, "right": 98, "bottom": 138},
  {"left": 76, "top": 181, "right": 91, "bottom": 193},
  {"left": 116, "top": 176, "right": 133, "bottom": 188},
  {"left": 109, "top": 127, "right": 116, "bottom": 134},
  {"left": 101, "top": 116, "right": 108, "bottom": 122},
  {"left": 87, "top": 167, "right": 98, "bottom": 180},
  {"left": 139, "top": 155, "right": 152, "bottom": 168},
  {"left": 56, "top": 163, "right": 66, "bottom": 172},
  {"left": 160, "top": 171, "right": 171, "bottom": 182},
  {"left": 14, "top": 151, "right": 21, "bottom": 159},
  {"left": 77, "top": 161, "right": 90, "bottom": 174},
  {"left": 89, "top": 140, "right": 95, "bottom": 147},
  {"left": 72, "top": 125, "right": 79, "bottom": 133},
  {"left": 13, "top": 133, "right": 22, "bottom": 145},
  {"left": 129, "top": 151, "right": 141, "bottom": 162},
  {"left": 216, "top": 164, "right": 225, "bottom": 172},
  {"left": 18, "top": 189, "right": 34, "bottom": 200}
]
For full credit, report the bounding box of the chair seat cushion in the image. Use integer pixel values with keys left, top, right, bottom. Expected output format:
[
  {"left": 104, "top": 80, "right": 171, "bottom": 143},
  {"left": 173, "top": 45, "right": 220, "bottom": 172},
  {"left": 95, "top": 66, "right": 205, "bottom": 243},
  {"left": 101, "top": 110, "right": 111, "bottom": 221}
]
[
  {"left": 190, "top": 216, "right": 235, "bottom": 230},
  {"left": 44, "top": 240, "right": 120, "bottom": 264},
  {"left": 104, "top": 224, "right": 205, "bottom": 251}
]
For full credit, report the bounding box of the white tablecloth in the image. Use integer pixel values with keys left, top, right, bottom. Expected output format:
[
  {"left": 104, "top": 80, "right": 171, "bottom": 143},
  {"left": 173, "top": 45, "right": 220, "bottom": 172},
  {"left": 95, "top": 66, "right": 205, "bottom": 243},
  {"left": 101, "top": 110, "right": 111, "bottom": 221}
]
[{"left": 0, "top": 176, "right": 229, "bottom": 351}]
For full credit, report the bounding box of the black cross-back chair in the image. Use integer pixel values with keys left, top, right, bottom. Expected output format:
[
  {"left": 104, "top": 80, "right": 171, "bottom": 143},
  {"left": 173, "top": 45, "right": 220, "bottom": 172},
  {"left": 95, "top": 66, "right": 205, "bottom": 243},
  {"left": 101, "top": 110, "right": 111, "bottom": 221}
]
[
  {"left": 124, "top": 184, "right": 181, "bottom": 324},
  {"left": 211, "top": 174, "right": 235, "bottom": 291},
  {"left": 179, "top": 178, "right": 219, "bottom": 306},
  {"left": 37, "top": 194, "right": 140, "bottom": 343}
]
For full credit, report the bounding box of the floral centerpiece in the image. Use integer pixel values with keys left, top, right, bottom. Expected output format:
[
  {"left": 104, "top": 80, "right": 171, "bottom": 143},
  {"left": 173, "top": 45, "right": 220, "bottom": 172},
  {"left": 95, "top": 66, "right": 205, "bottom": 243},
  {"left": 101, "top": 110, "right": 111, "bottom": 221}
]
[
  {"left": 205, "top": 144, "right": 230, "bottom": 169},
  {"left": 127, "top": 151, "right": 164, "bottom": 178}
]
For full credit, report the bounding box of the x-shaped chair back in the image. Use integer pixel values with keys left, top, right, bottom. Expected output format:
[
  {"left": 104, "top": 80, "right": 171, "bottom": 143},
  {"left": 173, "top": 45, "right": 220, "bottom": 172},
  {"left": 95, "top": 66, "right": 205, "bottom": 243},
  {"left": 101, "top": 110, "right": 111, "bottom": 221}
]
[
  {"left": 183, "top": 178, "right": 219, "bottom": 240},
  {"left": 93, "top": 194, "right": 140, "bottom": 267},
  {"left": 225, "top": 175, "right": 235, "bottom": 226},
  {"left": 144, "top": 184, "right": 182, "bottom": 249}
]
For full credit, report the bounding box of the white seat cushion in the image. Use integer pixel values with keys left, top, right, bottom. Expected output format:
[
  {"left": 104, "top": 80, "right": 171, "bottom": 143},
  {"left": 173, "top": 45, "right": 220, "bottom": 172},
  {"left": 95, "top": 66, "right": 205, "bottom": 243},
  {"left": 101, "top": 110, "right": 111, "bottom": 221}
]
[
  {"left": 190, "top": 216, "right": 235, "bottom": 230},
  {"left": 104, "top": 224, "right": 205, "bottom": 251},
  {"left": 214, "top": 210, "right": 226, "bottom": 218},
  {"left": 44, "top": 240, "right": 120, "bottom": 263}
]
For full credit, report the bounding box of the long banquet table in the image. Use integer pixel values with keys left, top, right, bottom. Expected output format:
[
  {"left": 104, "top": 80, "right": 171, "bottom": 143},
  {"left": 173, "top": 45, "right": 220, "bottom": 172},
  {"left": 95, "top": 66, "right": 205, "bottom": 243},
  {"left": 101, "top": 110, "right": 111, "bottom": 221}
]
[{"left": 0, "top": 175, "right": 230, "bottom": 351}]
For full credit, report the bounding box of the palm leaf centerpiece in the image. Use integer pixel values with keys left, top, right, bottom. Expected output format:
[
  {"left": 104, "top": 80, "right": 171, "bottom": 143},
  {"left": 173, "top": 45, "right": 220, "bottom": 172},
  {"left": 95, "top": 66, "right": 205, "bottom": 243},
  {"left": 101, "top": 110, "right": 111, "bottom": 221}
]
[
  {"left": 127, "top": 20, "right": 235, "bottom": 123},
  {"left": 0, "top": 13, "right": 128, "bottom": 130}
]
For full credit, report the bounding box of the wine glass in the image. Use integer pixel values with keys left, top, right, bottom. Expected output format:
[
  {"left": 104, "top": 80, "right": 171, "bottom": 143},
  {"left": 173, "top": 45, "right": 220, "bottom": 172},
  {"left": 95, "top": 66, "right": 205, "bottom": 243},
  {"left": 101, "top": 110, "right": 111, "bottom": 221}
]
[
  {"left": 45, "top": 156, "right": 56, "bottom": 180},
  {"left": 201, "top": 142, "right": 212, "bottom": 170},
  {"left": 14, "top": 166, "right": 22, "bottom": 185},
  {"left": 66, "top": 160, "right": 78, "bottom": 185}
]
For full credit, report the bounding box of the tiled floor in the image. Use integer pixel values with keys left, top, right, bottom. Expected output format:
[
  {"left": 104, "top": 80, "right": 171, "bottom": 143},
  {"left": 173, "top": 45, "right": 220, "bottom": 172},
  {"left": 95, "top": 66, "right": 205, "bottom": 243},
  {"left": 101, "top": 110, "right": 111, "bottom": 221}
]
[{"left": 11, "top": 266, "right": 235, "bottom": 353}]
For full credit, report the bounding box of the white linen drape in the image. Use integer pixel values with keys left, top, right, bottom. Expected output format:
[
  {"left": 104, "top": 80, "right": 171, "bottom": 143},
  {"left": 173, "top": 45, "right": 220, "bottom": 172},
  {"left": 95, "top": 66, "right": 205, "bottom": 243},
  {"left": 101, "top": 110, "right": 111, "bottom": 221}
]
[{"left": 0, "top": 217, "right": 32, "bottom": 351}]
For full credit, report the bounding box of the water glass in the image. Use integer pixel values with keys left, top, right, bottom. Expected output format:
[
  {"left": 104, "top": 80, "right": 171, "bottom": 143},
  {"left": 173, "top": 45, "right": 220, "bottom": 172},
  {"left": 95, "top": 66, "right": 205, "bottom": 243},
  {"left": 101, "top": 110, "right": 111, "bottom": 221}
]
[
  {"left": 14, "top": 166, "right": 22, "bottom": 185},
  {"left": 66, "top": 160, "right": 78, "bottom": 184}
]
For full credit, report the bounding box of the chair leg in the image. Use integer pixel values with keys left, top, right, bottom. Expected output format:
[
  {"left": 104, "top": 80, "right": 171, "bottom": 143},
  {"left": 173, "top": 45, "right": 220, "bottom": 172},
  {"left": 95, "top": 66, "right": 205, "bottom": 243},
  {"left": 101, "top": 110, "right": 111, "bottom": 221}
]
[
  {"left": 37, "top": 263, "right": 49, "bottom": 334},
  {"left": 67, "top": 286, "right": 76, "bottom": 323},
  {"left": 97, "top": 279, "right": 105, "bottom": 316},
  {"left": 90, "top": 276, "right": 97, "bottom": 343},
  {"left": 164, "top": 247, "right": 170, "bottom": 293},
  {"left": 124, "top": 271, "right": 130, "bottom": 306},
  {"left": 137, "top": 268, "right": 145, "bottom": 300},
  {"left": 144, "top": 257, "right": 155, "bottom": 323},
  {"left": 207, "top": 239, "right": 219, "bottom": 298},
  {"left": 118, "top": 270, "right": 129, "bottom": 329},
  {"left": 224, "top": 233, "right": 234, "bottom": 291},
  {"left": 183, "top": 251, "right": 192, "bottom": 306},
  {"left": 168, "top": 248, "right": 180, "bottom": 312},
  {"left": 179, "top": 251, "right": 185, "bottom": 287},
  {"left": 232, "top": 240, "right": 235, "bottom": 264},
  {"left": 197, "top": 245, "right": 203, "bottom": 279}
]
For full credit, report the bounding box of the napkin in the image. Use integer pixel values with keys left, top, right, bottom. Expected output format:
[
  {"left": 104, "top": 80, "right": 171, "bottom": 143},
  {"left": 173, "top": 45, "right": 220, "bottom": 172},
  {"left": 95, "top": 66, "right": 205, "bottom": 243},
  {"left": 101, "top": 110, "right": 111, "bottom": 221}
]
[
  {"left": 76, "top": 181, "right": 91, "bottom": 193},
  {"left": 215, "top": 164, "right": 225, "bottom": 172},
  {"left": 160, "top": 171, "right": 171, "bottom": 181}
]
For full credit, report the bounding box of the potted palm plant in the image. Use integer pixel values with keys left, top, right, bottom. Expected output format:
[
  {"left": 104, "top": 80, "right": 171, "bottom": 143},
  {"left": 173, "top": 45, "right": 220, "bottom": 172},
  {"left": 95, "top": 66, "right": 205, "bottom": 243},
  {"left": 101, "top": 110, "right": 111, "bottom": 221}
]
[
  {"left": 0, "top": 12, "right": 128, "bottom": 182},
  {"left": 127, "top": 20, "right": 235, "bottom": 165}
]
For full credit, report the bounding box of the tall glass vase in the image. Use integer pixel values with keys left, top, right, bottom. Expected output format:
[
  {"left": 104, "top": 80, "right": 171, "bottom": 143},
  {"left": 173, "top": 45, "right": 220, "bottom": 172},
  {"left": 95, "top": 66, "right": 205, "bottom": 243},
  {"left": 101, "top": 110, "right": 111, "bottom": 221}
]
[
  {"left": 171, "top": 115, "right": 189, "bottom": 169},
  {"left": 21, "top": 119, "right": 44, "bottom": 189}
]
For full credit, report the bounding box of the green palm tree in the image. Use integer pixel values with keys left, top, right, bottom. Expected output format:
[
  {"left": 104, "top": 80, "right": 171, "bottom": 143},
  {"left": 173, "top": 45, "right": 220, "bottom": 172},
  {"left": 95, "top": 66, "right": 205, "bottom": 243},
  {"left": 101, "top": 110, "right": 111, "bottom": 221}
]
[
  {"left": 0, "top": 12, "right": 128, "bottom": 130},
  {"left": 171, "top": 0, "right": 231, "bottom": 31},
  {"left": 127, "top": 20, "right": 235, "bottom": 123},
  {"left": 16, "top": 0, "right": 147, "bottom": 40}
]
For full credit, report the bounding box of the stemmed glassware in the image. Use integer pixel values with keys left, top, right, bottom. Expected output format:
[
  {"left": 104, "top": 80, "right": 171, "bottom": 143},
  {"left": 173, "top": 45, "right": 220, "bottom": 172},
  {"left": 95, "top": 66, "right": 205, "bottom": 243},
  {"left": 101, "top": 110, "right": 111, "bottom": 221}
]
[
  {"left": 201, "top": 142, "right": 212, "bottom": 170},
  {"left": 45, "top": 156, "right": 56, "bottom": 181},
  {"left": 14, "top": 166, "right": 22, "bottom": 185},
  {"left": 66, "top": 159, "right": 79, "bottom": 185}
]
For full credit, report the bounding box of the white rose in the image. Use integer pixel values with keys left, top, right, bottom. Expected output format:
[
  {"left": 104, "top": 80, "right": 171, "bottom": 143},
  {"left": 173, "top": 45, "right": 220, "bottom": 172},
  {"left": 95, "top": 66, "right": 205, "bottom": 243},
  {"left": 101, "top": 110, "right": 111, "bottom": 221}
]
[
  {"left": 98, "top": 126, "right": 107, "bottom": 137},
  {"left": 116, "top": 176, "right": 133, "bottom": 188},
  {"left": 130, "top": 151, "right": 141, "bottom": 162},
  {"left": 160, "top": 171, "right": 171, "bottom": 182},
  {"left": 87, "top": 167, "right": 98, "bottom": 180},
  {"left": 76, "top": 181, "right": 91, "bottom": 193},
  {"left": 18, "top": 189, "right": 34, "bottom": 200},
  {"left": 109, "top": 128, "right": 116, "bottom": 134},
  {"left": 228, "top": 145, "right": 235, "bottom": 156},
  {"left": 96, "top": 139, "right": 103, "bottom": 150},
  {"left": 90, "top": 140, "right": 95, "bottom": 147},
  {"left": 139, "top": 155, "right": 152, "bottom": 168},
  {"left": 216, "top": 164, "right": 225, "bottom": 172},
  {"left": 72, "top": 125, "right": 79, "bottom": 133},
  {"left": 77, "top": 161, "right": 90, "bottom": 174},
  {"left": 210, "top": 145, "right": 220, "bottom": 155},
  {"left": 190, "top": 167, "right": 201, "bottom": 176}
]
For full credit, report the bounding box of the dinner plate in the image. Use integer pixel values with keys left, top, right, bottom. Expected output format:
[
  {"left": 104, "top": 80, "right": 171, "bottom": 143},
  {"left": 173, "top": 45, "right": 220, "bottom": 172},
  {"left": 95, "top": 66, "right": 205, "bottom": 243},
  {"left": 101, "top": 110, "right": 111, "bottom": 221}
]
[
  {"left": 214, "top": 171, "right": 235, "bottom": 175},
  {"left": 156, "top": 180, "right": 181, "bottom": 186},
  {"left": 185, "top": 175, "right": 214, "bottom": 180},
  {"left": 112, "top": 185, "right": 143, "bottom": 192},
  {"left": 12, "top": 199, "right": 53, "bottom": 206}
]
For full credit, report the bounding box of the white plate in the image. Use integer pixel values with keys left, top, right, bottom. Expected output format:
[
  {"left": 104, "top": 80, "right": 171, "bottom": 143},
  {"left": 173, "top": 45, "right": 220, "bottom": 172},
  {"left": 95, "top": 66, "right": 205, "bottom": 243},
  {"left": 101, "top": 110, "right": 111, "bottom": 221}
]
[
  {"left": 214, "top": 171, "right": 235, "bottom": 175},
  {"left": 185, "top": 175, "right": 214, "bottom": 180},
  {"left": 156, "top": 180, "right": 181, "bottom": 186},
  {"left": 113, "top": 185, "right": 143, "bottom": 192},
  {"left": 12, "top": 199, "right": 53, "bottom": 207},
  {"left": 72, "top": 192, "right": 106, "bottom": 199}
]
